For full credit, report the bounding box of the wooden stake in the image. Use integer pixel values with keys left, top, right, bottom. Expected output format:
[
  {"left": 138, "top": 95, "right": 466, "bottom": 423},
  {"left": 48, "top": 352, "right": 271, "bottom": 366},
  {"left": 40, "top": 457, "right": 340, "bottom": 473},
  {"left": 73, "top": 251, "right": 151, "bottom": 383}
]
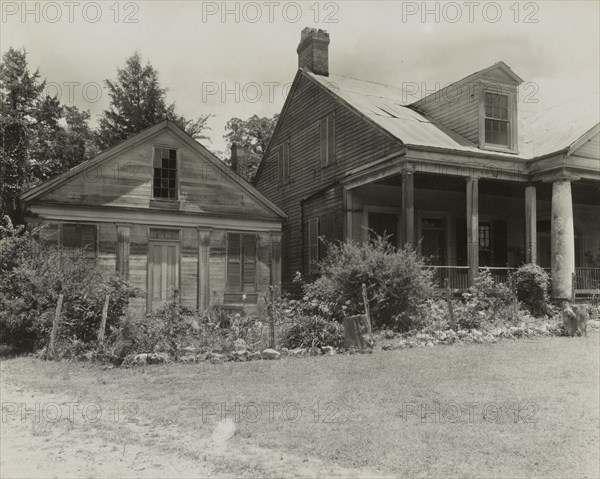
[
  {"left": 269, "top": 286, "right": 275, "bottom": 349},
  {"left": 362, "top": 283, "right": 373, "bottom": 336},
  {"left": 47, "top": 294, "right": 63, "bottom": 360},
  {"left": 98, "top": 294, "right": 110, "bottom": 346}
]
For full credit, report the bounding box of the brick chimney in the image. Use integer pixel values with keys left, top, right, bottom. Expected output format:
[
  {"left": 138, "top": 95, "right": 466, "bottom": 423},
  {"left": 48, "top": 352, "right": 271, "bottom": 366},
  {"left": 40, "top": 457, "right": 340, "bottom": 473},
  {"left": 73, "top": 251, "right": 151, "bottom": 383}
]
[{"left": 297, "top": 27, "right": 330, "bottom": 76}]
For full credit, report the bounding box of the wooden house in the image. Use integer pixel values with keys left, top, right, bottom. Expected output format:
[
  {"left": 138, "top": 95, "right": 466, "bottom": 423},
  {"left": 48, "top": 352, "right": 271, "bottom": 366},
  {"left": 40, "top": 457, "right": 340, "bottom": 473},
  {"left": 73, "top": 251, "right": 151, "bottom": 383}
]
[
  {"left": 253, "top": 28, "right": 600, "bottom": 299},
  {"left": 20, "top": 120, "right": 286, "bottom": 314}
]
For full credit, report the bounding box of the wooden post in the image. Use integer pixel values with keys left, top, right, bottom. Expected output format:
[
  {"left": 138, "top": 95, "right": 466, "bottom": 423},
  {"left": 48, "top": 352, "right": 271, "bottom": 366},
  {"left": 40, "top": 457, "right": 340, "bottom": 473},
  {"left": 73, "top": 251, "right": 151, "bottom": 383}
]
[
  {"left": 402, "top": 167, "right": 415, "bottom": 249},
  {"left": 97, "top": 294, "right": 110, "bottom": 346},
  {"left": 269, "top": 286, "right": 275, "bottom": 348},
  {"left": 571, "top": 271, "right": 576, "bottom": 302},
  {"left": 197, "top": 228, "right": 212, "bottom": 312},
  {"left": 525, "top": 185, "right": 537, "bottom": 264},
  {"left": 466, "top": 177, "right": 479, "bottom": 286},
  {"left": 47, "top": 294, "right": 63, "bottom": 360},
  {"left": 361, "top": 283, "right": 372, "bottom": 335},
  {"left": 445, "top": 280, "right": 456, "bottom": 330}
]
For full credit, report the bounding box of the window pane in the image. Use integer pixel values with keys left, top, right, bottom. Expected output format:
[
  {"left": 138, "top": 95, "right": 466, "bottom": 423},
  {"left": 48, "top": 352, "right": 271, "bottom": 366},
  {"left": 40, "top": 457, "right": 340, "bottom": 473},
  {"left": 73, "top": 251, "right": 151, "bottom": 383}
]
[
  {"left": 169, "top": 149, "right": 177, "bottom": 160},
  {"left": 485, "top": 92, "right": 509, "bottom": 120},
  {"left": 485, "top": 119, "right": 509, "bottom": 147}
]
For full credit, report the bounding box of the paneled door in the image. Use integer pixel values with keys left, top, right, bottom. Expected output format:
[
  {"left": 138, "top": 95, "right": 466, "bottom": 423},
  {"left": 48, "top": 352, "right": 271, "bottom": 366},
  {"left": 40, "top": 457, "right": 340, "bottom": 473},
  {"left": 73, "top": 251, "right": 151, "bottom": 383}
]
[{"left": 147, "top": 240, "right": 180, "bottom": 312}]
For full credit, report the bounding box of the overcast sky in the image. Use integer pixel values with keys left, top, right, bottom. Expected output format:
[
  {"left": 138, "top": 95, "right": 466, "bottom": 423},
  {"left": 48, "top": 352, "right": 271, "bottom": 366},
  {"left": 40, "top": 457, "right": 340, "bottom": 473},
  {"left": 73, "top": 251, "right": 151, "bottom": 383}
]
[{"left": 2, "top": 1, "right": 599, "bottom": 154}]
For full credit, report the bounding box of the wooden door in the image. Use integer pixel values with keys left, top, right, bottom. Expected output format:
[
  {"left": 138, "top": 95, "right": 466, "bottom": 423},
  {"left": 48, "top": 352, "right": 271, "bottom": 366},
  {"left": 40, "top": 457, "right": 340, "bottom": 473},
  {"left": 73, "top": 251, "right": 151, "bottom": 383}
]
[{"left": 148, "top": 241, "right": 180, "bottom": 311}]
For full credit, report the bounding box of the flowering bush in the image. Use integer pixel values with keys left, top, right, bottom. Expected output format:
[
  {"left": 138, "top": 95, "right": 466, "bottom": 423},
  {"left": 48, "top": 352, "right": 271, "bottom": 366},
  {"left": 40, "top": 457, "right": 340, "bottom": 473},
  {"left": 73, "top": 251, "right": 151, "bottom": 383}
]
[
  {"left": 297, "top": 237, "right": 434, "bottom": 330},
  {"left": 512, "top": 263, "right": 552, "bottom": 317},
  {"left": 0, "top": 217, "right": 138, "bottom": 352}
]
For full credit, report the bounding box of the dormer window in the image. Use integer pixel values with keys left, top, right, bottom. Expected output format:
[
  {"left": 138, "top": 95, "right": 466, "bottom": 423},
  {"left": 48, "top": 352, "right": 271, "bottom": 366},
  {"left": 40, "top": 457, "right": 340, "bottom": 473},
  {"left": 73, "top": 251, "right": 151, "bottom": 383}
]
[
  {"left": 481, "top": 90, "right": 516, "bottom": 152},
  {"left": 153, "top": 147, "right": 178, "bottom": 199}
]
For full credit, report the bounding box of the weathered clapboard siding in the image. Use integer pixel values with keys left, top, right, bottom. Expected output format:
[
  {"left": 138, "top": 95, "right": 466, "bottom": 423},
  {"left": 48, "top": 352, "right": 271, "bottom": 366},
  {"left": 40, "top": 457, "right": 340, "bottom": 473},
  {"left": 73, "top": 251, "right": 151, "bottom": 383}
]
[
  {"left": 39, "top": 128, "right": 275, "bottom": 219},
  {"left": 411, "top": 67, "right": 520, "bottom": 147},
  {"left": 98, "top": 223, "right": 117, "bottom": 275},
  {"left": 181, "top": 227, "right": 198, "bottom": 309},
  {"left": 128, "top": 224, "right": 148, "bottom": 315},
  {"left": 254, "top": 73, "right": 402, "bottom": 291},
  {"left": 209, "top": 230, "right": 227, "bottom": 306}
]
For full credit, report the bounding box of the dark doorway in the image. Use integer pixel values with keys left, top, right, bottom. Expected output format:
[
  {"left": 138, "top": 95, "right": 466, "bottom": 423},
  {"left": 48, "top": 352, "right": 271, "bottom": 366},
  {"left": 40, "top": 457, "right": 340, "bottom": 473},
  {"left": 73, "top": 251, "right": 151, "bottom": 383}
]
[{"left": 369, "top": 212, "right": 398, "bottom": 248}]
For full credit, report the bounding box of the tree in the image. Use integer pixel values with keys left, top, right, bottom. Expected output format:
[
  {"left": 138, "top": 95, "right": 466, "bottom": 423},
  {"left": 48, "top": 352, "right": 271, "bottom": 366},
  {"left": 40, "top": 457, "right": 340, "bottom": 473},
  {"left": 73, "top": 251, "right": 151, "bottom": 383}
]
[
  {"left": 97, "top": 52, "right": 211, "bottom": 150},
  {"left": 0, "top": 48, "right": 97, "bottom": 222},
  {"left": 223, "top": 114, "right": 279, "bottom": 182},
  {"left": 0, "top": 48, "right": 45, "bottom": 221}
]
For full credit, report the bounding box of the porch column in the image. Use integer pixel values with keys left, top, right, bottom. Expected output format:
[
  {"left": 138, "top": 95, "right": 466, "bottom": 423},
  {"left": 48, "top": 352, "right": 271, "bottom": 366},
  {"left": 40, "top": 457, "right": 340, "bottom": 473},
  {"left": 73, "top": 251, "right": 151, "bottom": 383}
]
[
  {"left": 270, "top": 231, "right": 282, "bottom": 297},
  {"left": 551, "top": 180, "right": 575, "bottom": 299},
  {"left": 525, "top": 185, "right": 537, "bottom": 263},
  {"left": 344, "top": 187, "right": 354, "bottom": 241},
  {"left": 402, "top": 166, "right": 415, "bottom": 249},
  {"left": 197, "top": 228, "right": 212, "bottom": 311},
  {"left": 116, "top": 223, "right": 131, "bottom": 279},
  {"left": 466, "top": 177, "right": 479, "bottom": 285}
]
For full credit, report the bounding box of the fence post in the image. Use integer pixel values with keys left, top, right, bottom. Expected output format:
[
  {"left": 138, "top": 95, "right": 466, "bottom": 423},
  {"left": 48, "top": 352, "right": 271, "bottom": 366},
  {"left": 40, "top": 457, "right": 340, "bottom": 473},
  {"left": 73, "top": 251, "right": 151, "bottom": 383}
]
[
  {"left": 445, "top": 279, "right": 455, "bottom": 330},
  {"left": 97, "top": 294, "right": 110, "bottom": 346},
  {"left": 47, "top": 294, "right": 63, "bottom": 360},
  {"left": 361, "top": 283, "right": 373, "bottom": 336},
  {"left": 269, "top": 286, "right": 275, "bottom": 349}
]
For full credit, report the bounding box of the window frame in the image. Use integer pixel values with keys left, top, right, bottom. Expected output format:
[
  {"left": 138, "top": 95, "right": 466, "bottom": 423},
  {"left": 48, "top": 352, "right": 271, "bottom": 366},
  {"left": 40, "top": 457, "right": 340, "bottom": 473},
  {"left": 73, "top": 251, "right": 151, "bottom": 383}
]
[
  {"left": 319, "top": 113, "right": 336, "bottom": 168},
  {"left": 308, "top": 217, "right": 320, "bottom": 275},
  {"left": 278, "top": 140, "right": 290, "bottom": 185},
  {"left": 152, "top": 146, "right": 179, "bottom": 200},
  {"left": 479, "top": 87, "right": 517, "bottom": 153},
  {"left": 59, "top": 222, "right": 99, "bottom": 260},
  {"left": 226, "top": 232, "right": 258, "bottom": 293}
]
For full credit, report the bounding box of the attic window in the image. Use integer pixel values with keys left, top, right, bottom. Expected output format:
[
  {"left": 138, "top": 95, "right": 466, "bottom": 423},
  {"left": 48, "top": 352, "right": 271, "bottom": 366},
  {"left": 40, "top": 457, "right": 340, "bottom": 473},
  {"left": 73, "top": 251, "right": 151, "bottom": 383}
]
[
  {"left": 153, "top": 147, "right": 178, "bottom": 199},
  {"left": 483, "top": 92, "right": 510, "bottom": 149}
]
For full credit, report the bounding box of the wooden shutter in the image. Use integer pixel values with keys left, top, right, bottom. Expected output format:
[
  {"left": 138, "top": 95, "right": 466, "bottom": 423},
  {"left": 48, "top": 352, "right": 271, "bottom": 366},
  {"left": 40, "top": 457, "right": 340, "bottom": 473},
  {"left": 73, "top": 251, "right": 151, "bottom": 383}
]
[
  {"left": 79, "top": 225, "right": 97, "bottom": 257},
  {"left": 456, "top": 218, "right": 467, "bottom": 266},
  {"left": 308, "top": 218, "right": 319, "bottom": 274},
  {"left": 283, "top": 141, "right": 290, "bottom": 184},
  {"left": 278, "top": 145, "right": 284, "bottom": 184},
  {"left": 327, "top": 115, "right": 335, "bottom": 164},
  {"left": 62, "top": 224, "right": 78, "bottom": 248},
  {"left": 320, "top": 118, "right": 327, "bottom": 167},
  {"left": 227, "top": 233, "right": 242, "bottom": 292},
  {"left": 242, "top": 234, "right": 257, "bottom": 292},
  {"left": 492, "top": 220, "right": 507, "bottom": 266},
  {"left": 319, "top": 213, "right": 335, "bottom": 261}
]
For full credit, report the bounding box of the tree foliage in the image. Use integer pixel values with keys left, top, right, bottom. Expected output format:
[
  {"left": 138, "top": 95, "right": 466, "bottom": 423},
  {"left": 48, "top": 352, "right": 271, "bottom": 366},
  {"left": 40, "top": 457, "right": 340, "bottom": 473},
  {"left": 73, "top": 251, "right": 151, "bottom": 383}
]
[
  {"left": 0, "top": 48, "right": 96, "bottom": 222},
  {"left": 97, "top": 52, "right": 211, "bottom": 150},
  {"left": 223, "top": 114, "right": 278, "bottom": 182}
]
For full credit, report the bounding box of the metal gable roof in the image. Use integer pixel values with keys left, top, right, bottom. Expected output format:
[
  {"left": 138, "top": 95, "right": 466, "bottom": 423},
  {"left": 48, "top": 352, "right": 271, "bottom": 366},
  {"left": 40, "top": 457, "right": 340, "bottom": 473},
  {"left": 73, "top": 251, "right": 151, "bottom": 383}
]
[{"left": 306, "top": 70, "right": 599, "bottom": 160}]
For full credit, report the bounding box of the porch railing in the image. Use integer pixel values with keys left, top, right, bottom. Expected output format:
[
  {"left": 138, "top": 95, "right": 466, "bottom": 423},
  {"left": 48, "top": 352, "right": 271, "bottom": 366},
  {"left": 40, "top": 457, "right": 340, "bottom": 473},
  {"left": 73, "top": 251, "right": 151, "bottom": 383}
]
[
  {"left": 575, "top": 268, "right": 600, "bottom": 294},
  {"left": 479, "top": 267, "right": 517, "bottom": 285},
  {"left": 429, "top": 266, "right": 470, "bottom": 290}
]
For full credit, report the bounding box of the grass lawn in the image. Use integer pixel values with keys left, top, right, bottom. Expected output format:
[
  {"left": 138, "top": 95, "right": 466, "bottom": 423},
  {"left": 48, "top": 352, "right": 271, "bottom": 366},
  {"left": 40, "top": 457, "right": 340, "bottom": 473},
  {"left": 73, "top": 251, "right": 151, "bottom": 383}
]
[{"left": 2, "top": 335, "right": 599, "bottom": 478}]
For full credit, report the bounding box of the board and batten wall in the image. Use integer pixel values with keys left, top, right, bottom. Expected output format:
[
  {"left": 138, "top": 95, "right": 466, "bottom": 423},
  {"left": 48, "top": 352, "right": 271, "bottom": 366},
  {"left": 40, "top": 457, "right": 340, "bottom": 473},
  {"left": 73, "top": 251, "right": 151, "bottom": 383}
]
[{"left": 32, "top": 220, "right": 275, "bottom": 316}]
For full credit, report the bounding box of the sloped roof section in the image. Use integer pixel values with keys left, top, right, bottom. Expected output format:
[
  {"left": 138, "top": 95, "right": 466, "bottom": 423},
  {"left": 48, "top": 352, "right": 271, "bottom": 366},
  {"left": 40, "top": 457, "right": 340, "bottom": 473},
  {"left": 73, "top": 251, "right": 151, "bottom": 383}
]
[
  {"left": 305, "top": 69, "right": 599, "bottom": 160},
  {"left": 519, "top": 92, "right": 600, "bottom": 158}
]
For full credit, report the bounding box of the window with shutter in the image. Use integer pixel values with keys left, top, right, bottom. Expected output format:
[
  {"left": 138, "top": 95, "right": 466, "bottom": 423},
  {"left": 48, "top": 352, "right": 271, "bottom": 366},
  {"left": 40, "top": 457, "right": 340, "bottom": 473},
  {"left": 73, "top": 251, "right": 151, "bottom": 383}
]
[
  {"left": 308, "top": 218, "right": 319, "bottom": 275},
  {"left": 278, "top": 141, "right": 290, "bottom": 185},
  {"left": 319, "top": 213, "right": 335, "bottom": 261},
  {"left": 61, "top": 224, "right": 97, "bottom": 259},
  {"left": 227, "top": 233, "right": 257, "bottom": 292},
  {"left": 319, "top": 114, "right": 335, "bottom": 167}
]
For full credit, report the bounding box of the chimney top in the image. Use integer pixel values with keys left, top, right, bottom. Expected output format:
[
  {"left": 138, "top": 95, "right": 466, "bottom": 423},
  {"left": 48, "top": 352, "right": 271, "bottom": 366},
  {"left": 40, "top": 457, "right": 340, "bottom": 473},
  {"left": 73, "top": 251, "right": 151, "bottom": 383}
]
[{"left": 297, "top": 27, "right": 330, "bottom": 76}]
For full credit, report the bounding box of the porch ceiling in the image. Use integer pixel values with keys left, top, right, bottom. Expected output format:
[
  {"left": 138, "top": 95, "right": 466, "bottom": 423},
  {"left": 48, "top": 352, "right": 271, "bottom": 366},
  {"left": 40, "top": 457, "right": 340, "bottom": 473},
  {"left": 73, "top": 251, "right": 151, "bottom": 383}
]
[{"left": 373, "top": 173, "right": 599, "bottom": 205}]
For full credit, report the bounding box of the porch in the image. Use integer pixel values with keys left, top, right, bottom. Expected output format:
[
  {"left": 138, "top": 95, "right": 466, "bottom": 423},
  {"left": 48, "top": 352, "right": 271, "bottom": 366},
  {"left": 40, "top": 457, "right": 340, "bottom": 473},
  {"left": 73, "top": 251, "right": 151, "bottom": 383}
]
[{"left": 343, "top": 162, "right": 600, "bottom": 298}]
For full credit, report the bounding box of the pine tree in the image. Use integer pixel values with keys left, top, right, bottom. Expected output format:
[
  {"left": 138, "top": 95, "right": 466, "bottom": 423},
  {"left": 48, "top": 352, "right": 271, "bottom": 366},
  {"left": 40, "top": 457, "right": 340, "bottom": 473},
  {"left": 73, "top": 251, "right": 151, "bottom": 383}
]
[
  {"left": 97, "top": 52, "right": 211, "bottom": 150},
  {"left": 0, "top": 48, "right": 45, "bottom": 220}
]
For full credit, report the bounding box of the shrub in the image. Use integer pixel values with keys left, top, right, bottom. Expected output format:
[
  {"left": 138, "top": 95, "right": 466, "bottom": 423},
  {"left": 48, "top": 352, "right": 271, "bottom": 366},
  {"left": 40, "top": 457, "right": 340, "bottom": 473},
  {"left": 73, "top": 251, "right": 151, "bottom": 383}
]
[
  {"left": 299, "top": 236, "right": 434, "bottom": 330},
  {"left": 0, "top": 216, "right": 138, "bottom": 352},
  {"left": 283, "top": 315, "right": 345, "bottom": 349},
  {"left": 512, "top": 263, "right": 551, "bottom": 317}
]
